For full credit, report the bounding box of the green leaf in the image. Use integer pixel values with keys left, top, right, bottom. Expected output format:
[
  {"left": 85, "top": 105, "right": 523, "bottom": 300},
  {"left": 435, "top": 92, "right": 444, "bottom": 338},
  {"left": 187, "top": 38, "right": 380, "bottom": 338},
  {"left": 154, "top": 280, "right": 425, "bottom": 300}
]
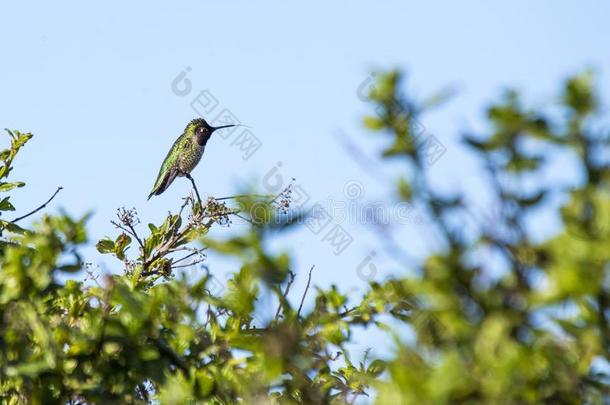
[
  {"left": 114, "top": 233, "right": 132, "bottom": 260},
  {"left": 563, "top": 71, "right": 596, "bottom": 115},
  {"left": 367, "top": 359, "right": 386, "bottom": 377},
  {"left": 0, "top": 197, "right": 15, "bottom": 211},
  {"left": 0, "top": 181, "right": 25, "bottom": 192},
  {"left": 96, "top": 238, "right": 115, "bottom": 254},
  {"left": 363, "top": 116, "right": 385, "bottom": 131},
  {"left": 59, "top": 263, "right": 82, "bottom": 273},
  {"left": 397, "top": 177, "right": 412, "bottom": 201},
  {"left": 3, "top": 221, "right": 27, "bottom": 234}
]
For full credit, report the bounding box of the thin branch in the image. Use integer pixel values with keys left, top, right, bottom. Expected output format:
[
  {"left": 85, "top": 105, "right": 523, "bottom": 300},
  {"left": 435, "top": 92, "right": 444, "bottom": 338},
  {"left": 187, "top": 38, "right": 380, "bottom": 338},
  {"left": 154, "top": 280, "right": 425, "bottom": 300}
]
[
  {"left": 231, "top": 212, "right": 257, "bottom": 225},
  {"left": 172, "top": 258, "right": 206, "bottom": 269},
  {"left": 269, "top": 183, "right": 292, "bottom": 206},
  {"left": 178, "top": 195, "right": 192, "bottom": 218},
  {"left": 339, "top": 306, "right": 358, "bottom": 317},
  {"left": 275, "top": 271, "right": 296, "bottom": 320},
  {"left": 172, "top": 251, "right": 200, "bottom": 265},
  {"left": 127, "top": 223, "right": 145, "bottom": 252},
  {"left": 215, "top": 194, "right": 275, "bottom": 201},
  {"left": 110, "top": 221, "right": 131, "bottom": 235},
  {"left": 11, "top": 186, "right": 63, "bottom": 223},
  {"left": 168, "top": 246, "right": 197, "bottom": 254},
  {"left": 297, "top": 265, "right": 315, "bottom": 318}
]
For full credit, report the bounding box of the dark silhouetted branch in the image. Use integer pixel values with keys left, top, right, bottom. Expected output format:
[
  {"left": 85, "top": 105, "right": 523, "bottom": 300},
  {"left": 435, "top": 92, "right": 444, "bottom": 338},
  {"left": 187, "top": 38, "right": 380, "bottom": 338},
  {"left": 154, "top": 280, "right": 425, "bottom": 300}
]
[
  {"left": 297, "top": 265, "right": 315, "bottom": 318},
  {"left": 11, "top": 186, "right": 63, "bottom": 224},
  {"left": 275, "top": 271, "right": 296, "bottom": 320}
]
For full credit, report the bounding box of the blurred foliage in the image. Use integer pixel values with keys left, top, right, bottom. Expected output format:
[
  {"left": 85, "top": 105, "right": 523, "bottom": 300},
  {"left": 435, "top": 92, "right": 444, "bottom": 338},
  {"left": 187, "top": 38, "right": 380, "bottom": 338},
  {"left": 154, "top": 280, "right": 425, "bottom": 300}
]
[
  {"left": 364, "top": 70, "right": 610, "bottom": 403},
  {"left": 1, "top": 70, "right": 610, "bottom": 404}
]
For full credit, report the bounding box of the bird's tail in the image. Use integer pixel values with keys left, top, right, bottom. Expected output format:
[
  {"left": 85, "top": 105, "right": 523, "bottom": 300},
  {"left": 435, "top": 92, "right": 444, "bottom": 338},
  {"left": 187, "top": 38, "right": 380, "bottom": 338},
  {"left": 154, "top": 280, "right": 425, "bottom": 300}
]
[{"left": 148, "top": 168, "right": 178, "bottom": 200}]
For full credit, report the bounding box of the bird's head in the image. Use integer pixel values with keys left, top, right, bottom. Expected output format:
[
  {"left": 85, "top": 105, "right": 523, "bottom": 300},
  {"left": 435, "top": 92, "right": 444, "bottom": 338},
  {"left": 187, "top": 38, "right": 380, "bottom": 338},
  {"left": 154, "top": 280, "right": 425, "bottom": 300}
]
[{"left": 186, "top": 118, "right": 236, "bottom": 145}]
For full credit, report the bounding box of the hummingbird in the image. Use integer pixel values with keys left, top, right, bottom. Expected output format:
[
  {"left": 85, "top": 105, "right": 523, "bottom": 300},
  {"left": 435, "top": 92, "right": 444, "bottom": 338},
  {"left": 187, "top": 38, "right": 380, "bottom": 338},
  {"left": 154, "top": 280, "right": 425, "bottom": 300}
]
[{"left": 148, "top": 118, "right": 236, "bottom": 201}]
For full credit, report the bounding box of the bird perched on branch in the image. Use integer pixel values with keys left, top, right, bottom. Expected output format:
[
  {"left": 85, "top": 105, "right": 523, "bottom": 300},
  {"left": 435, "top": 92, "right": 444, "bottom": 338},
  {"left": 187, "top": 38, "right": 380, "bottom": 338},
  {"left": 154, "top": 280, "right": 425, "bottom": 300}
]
[{"left": 148, "top": 118, "right": 235, "bottom": 202}]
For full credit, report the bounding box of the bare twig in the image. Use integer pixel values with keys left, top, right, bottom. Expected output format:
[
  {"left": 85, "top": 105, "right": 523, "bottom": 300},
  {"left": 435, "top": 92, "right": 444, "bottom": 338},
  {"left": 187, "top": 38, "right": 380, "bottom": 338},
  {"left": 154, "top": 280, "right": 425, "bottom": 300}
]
[
  {"left": 11, "top": 186, "right": 63, "bottom": 223},
  {"left": 338, "top": 306, "right": 358, "bottom": 317},
  {"left": 168, "top": 246, "right": 196, "bottom": 254},
  {"left": 111, "top": 221, "right": 130, "bottom": 234},
  {"left": 172, "top": 251, "right": 200, "bottom": 266},
  {"left": 275, "top": 271, "right": 296, "bottom": 320},
  {"left": 231, "top": 212, "right": 257, "bottom": 225},
  {"left": 127, "top": 222, "right": 144, "bottom": 251},
  {"left": 84, "top": 264, "right": 102, "bottom": 288},
  {"left": 171, "top": 260, "right": 206, "bottom": 269},
  {"left": 216, "top": 194, "right": 275, "bottom": 201},
  {"left": 269, "top": 181, "right": 294, "bottom": 206},
  {"left": 178, "top": 195, "right": 192, "bottom": 218},
  {"left": 297, "top": 265, "right": 315, "bottom": 318}
]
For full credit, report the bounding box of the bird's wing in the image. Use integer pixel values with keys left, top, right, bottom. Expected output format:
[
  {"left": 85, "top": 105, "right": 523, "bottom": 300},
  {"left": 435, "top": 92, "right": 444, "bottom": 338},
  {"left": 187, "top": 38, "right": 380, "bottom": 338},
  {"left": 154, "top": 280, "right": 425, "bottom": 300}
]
[{"left": 148, "top": 136, "right": 187, "bottom": 199}]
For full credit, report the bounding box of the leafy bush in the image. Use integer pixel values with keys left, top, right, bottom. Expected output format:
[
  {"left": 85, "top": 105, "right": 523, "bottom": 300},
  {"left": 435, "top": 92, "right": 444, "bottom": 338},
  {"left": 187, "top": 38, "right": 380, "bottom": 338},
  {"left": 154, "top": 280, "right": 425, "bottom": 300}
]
[{"left": 1, "top": 71, "right": 610, "bottom": 404}]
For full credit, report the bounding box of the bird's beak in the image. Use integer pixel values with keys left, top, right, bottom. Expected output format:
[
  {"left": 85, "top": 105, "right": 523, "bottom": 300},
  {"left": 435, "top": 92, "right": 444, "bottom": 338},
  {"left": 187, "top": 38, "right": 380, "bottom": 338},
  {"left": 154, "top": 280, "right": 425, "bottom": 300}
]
[{"left": 212, "top": 124, "right": 236, "bottom": 131}]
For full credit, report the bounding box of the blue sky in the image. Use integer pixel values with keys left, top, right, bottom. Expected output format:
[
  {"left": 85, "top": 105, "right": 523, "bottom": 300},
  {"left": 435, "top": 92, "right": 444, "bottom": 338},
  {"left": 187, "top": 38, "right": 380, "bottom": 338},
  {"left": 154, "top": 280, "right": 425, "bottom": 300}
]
[{"left": 2, "top": 1, "right": 610, "bottom": 354}]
